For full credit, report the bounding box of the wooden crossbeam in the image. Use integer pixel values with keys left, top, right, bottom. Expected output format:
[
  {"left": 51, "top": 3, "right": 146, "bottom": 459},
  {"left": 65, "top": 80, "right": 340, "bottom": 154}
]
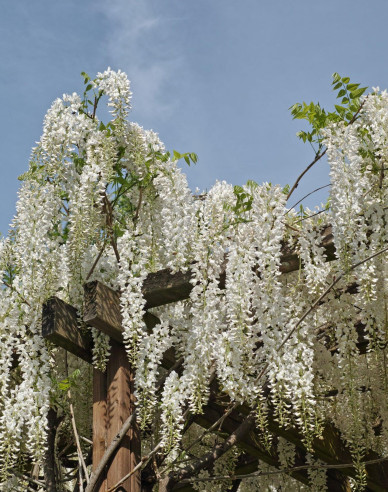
[
  {"left": 127, "top": 224, "right": 335, "bottom": 309},
  {"left": 42, "top": 296, "right": 93, "bottom": 363}
]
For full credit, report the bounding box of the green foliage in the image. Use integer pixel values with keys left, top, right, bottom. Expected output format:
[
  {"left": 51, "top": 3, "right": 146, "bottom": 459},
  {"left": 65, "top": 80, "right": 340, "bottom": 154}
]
[
  {"left": 232, "top": 182, "right": 257, "bottom": 217},
  {"left": 57, "top": 369, "right": 81, "bottom": 391},
  {"left": 290, "top": 73, "right": 368, "bottom": 152}
]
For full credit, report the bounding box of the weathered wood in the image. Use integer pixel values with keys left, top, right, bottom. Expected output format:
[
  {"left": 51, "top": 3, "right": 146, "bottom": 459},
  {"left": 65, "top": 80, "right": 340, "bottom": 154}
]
[
  {"left": 84, "top": 280, "right": 369, "bottom": 360},
  {"left": 93, "top": 368, "right": 107, "bottom": 492},
  {"left": 84, "top": 282, "right": 176, "bottom": 367},
  {"left": 106, "top": 340, "right": 140, "bottom": 491},
  {"left": 42, "top": 297, "right": 93, "bottom": 363},
  {"left": 85, "top": 226, "right": 335, "bottom": 311}
]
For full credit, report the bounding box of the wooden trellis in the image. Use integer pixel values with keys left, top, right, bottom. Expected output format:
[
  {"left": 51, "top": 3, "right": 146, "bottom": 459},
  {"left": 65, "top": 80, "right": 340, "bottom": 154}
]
[{"left": 41, "top": 225, "right": 388, "bottom": 491}]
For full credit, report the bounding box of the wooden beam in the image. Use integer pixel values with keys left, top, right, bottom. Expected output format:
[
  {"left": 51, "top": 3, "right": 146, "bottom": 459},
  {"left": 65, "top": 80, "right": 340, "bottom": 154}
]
[
  {"left": 145, "top": 225, "right": 334, "bottom": 308},
  {"left": 42, "top": 297, "right": 93, "bottom": 363},
  {"left": 84, "top": 282, "right": 176, "bottom": 368},
  {"left": 85, "top": 226, "right": 334, "bottom": 311}
]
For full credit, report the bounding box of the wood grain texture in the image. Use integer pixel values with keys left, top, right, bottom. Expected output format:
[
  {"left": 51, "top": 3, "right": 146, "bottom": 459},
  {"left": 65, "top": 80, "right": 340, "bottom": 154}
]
[
  {"left": 42, "top": 297, "right": 93, "bottom": 363},
  {"left": 106, "top": 341, "right": 140, "bottom": 492},
  {"left": 93, "top": 368, "right": 107, "bottom": 492}
]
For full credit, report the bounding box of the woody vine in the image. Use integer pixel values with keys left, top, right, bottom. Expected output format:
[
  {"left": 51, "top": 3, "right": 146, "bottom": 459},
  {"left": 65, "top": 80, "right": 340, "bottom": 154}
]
[{"left": 0, "top": 68, "right": 387, "bottom": 491}]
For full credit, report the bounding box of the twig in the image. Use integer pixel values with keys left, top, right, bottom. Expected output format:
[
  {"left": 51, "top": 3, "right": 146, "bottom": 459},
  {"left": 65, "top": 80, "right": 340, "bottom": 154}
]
[
  {"left": 286, "top": 99, "right": 367, "bottom": 202},
  {"left": 165, "top": 411, "right": 257, "bottom": 488},
  {"left": 80, "top": 435, "right": 93, "bottom": 446},
  {"left": 11, "top": 468, "right": 46, "bottom": 489},
  {"left": 68, "top": 393, "right": 89, "bottom": 483},
  {"left": 65, "top": 353, "right": 89, "bottom": 484},
  {"left": 293, "top": 208, "right": 329, "bottom": 224},
  {"left": 286, "top": 148, "right": 327, "bottom": 201},
  {"left": 285, "top": 184, "right": 331, "bottom": 215},
  {"left": 106, "top": 440, "right": 163, "bottom": 492},
  {"left": 2, "top": 281, "right": 31, "bottom": 307},
  {"left": 133, "top": 187, "right": 143, "bottom": 223},
  {"left": 85, "top": 241, "right": 107, "bottom": 281},
  {"left": 85, "top": 411, "right": 137, "bottom": 492},
  {"left": 179, "top": 402, "right": 239, "bottom": 461},
  {"left": 180, "top": 456, "right": 388, "bottom": 484}
]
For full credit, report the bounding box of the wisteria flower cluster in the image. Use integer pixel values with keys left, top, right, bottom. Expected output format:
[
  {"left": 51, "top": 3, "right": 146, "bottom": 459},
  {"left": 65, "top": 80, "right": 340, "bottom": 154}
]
[{"left": 1, "top": 69, "right": 388, "bottom": 491}]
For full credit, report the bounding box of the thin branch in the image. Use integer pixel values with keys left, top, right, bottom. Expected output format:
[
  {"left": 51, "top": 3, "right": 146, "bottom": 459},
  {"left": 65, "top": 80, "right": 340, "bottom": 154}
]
[
  {"left": 181, "top": 456, "right": 388, "bottom": 484},
  {"left": 85, "top": 411, "right": 137, "bottom": 492},
  {"left": 65, "top": 353, "right": 89, "bottom": 484},
  {"left": 106, "top": 440, "right": 163, "bottom": 492},
  {"left": 286, "top": 148, "right": 327, "bottom": 201},
  {"left": 2, "top": 281, "right": 31, "bottom": 307},
  {"left": 133, "top": 186, "right": 143, "bottom": 223},
  {"left": 178, "top": 402, "right": 239, "bottom": 462},
  {"left": 293, "top": 208, "right": 329, "bottom": 224},
  {"left": 80, "top": 436, "right": 93, "bottom": 446},
  {"left": 85, "top": 241, "right": 107, "bottom": 281},
  {"left": 165, "top": 411, "right": 257, "bottom": 488},
  {"left": 285, "top": 184, "right": 331, "bottom": 215},
  {"left": 68, "top": 392, "right": 89, "bottom": 483},
  {"left": 11, "top": 468, "right": 46, "bottom": 489},
  {"left": 286, "top": 99, "right": 367, "bottom": 202}
]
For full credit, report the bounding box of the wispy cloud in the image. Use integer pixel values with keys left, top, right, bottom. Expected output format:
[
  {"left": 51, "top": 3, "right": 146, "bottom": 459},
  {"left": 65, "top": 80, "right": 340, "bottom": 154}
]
[{"left": 96, "top": 0, "right": 184, "bottom": 119}]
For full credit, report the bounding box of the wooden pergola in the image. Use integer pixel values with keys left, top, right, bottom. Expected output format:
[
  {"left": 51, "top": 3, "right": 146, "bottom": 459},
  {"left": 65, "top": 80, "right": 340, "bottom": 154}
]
[{"left": 41, "top": 225, "right": 388, "bottom": 491}]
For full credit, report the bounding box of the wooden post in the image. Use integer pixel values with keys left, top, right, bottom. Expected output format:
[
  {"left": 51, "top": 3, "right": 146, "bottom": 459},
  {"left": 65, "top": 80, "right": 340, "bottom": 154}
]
[
  {"left": 106, "top": 340, "right": 140, "bottom": 491},
  {"left": 93, "top": 368, "right": 107, "bottom": 492}
]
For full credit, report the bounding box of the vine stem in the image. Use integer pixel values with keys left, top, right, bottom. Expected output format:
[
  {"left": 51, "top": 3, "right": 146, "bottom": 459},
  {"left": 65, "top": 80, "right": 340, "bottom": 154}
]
[
  {"left": 106, "top": 440, "right": 163, "bottom": 492},
  {"left": 181, "top": 456, "right": 388, "bottom": 484},
  {"left": 85, "top": 411, "right": 137, "bottom": 492},
  {"left": 286, "top": 98, "right": 367, "bottom": 202},
  {"left": 2, "top": 281, "right": 31, "bottom": 307},
  {"left": 286, "top": 148, "right": 327, "bottom": 201},
  {"left": 65, "top": 352, "right": 89, "bottom": 484}
]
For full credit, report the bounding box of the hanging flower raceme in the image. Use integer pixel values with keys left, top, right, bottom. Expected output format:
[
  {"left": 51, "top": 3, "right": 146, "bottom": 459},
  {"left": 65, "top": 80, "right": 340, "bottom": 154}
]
[{"left": 2, "top": 69, "right": 388, "bottom": 490}]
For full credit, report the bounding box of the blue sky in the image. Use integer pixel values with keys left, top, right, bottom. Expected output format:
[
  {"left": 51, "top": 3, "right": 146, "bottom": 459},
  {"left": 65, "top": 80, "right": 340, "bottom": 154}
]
[{"left": 1, "top": 0, "right": 388, "bottom": 234}]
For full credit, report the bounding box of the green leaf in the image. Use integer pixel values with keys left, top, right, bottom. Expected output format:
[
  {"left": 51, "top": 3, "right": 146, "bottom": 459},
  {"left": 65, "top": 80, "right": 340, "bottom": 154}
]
[
  {"left": 341, "top": 97, "right": 349, "bottom": 105},
  {"left": 347, "top": 83, "right": 360, "bottom": 91},
  {"left": 190, "top": 153, "right": 198, "bottom": 164},
  {"left": 85, "top": 83, "right": 93, "bottom": 92},
  {"left": 337, "top": 89, "right": 346, "bottom": 98},
  {"left": 333, "top": 82, "right": 342, "bottom": 90},
  {"left": 352, "top": 87, "right": 367, "bottom": 98},
  {"left": 332, "top": 72, "right": 341, "bottom": 84},
  {"left": 342, "top": 77, "right": 350, "bottom": 84},
  {"left": 335, "top": 105, "right": 346, "bottom": 115}
]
